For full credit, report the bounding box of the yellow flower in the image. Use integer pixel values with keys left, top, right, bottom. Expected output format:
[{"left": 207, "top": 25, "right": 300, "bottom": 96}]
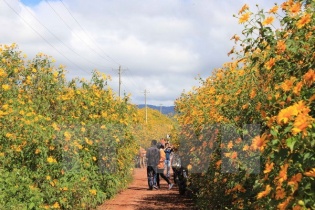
[
  {"left": 304, "top": 168, "right": 315, "bottom": 177},
  {"left": 276, "top": 40, "right": 286, "bottom": 53},
  {"left": 292, "top": 113, "right": 313, "bottom": 136},
  {"left": 2, "top": 84, "right": 11, "bottom": 91},
  {"left": 92, "top": 156, "right": 97, "bottom": 161},
  {"left": 0, "top": 68, "right": 7, "bottom": 77},
  {"left": 257, "top": 185, "right": 272, "bottom": 199},
  {"left": 262, "top": 16, "right": 275, "bottom": 26},
  {"left": 35, "top": 148, "right": 41, "bottom": 154},
  {"left": 2, "top": 104, "right": 9, "bottom": 110},
  {"left": 268, "top": 5, "right": 279, "bottom": 14},
  {"left": 303, "top": 69, "right": 315, "bottom": 87},
  {"left": 249, "top": 89, "right": 256, "bottom": 99},
  {"left": 276, "top": 105, "right": 299, "bottom": 124},
  {"left": 277, "top": 163, "right": 288, "bottom": 184},
  {"left": 46, "top": 176, "right": 51, "bottom": 180},
  {"left": 238, "top": 4, "right": 249, "bottom": 15},
  {"left": 289, "top": 2, "right": 301, "bottom": 15},
  {"left": 242, "top": 144, "right": 249, "bottom": 151},
  {"left": 227, "top": 141, "right": 233, "bottom": 149},
  {"left": 296, "top": 13, "right": 311, "bottom": 29},
  {"left": 64, "top": 131, "right": 71, "bottom": 141},
  {"left": 52, "top": 202, "right": 60, "bottom": 209},
  {"left": 293, "top": 81, "right": 303, "bottom": 96},
  {"left": 265, "top": 58, "right": 276, "bottom": 70},
  {"left": 277, "top": 197, "right": 291, "bottom": 210},
  {"left": 251, "top": 134, "right": 267, "bottom": 151},
  {"left": 263, "top": 162, "right": 274, "bottom": 174},
  {"left": 239, "top": 12, "right": 251, "bottom": 24},
  {"left": 52, "top": 123, "right": 60, "bottom": 131},
  {"left": 275, "top": 187, "right": 286, "bottom": 200},
  {"left": 187, "top": 164, "right": 192, "bottom": 170},
  {"left": 89, "top": 189, "right": 97, "bottom": 195},
  {"left": 288, "top": 173, "right": 302, "bottom": 190},
  {"left": 47, "top": 156, "right": 57, "bottom": 163}
]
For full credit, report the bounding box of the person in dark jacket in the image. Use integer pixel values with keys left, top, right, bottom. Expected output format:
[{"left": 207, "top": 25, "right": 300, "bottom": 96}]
[{"left": 146, "top": 139, "right": 160, "bottom": 190}]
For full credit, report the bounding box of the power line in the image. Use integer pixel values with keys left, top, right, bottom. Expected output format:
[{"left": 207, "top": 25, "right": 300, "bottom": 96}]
[
  {"left": 45, "top": 0, "right": 119, "bottom": 67},
  {"left": 19, "top": 2, "right": 108, "bottom": 71},
  {"left": 3, "top": 0, "right": 89, "bottom": 74},
  {"left": 59, "top": 0, "right": 121, "bottom": 66}
]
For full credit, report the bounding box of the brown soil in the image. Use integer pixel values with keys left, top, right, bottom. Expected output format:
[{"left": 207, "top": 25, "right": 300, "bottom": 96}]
[{"left": 97, "top": 168, "right": 197, "bottom": 210}]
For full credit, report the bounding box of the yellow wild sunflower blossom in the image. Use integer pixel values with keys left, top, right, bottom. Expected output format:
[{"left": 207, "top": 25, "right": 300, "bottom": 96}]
[
  {"left": 293, "top": 81, "right": 303, "bottom": 96},
  {"left": 239, "top": 12, "right": 251, "bottom": 24},
  {"left": 276, "top": 40, "right": 286, "bottom": 53},
  {"left": 262, "top": 16, "right": 275, "bottom": 26},
  {"left": 64, "top": 131, "right": 71, "bottom": 141},
  {"left": 263, "top": 162, "right": 274, "bottom": 174},
  {"left": 288, "top": 173, "right": 302, "bottom": 190},
  {"left": 277, "top": 197, "right": 292, "bottom": 210},
  {"left": 303, "top": 69, "right": 315, "bottom": 87},
  {"left": 268, "top": 5, "right": 279, "bottom": 14},
  {"left": 289, "top": 2, "right": 301, "bottom": 15},
  {"left": 275, "top": 187, "right": 286, "bottom": 200},
  {"left": 276, "top": 104, "right": 299, "bottom": 125},
  {"left": 265, "top": 57, "right": 276, "bottom": 70},
  {"left": 304, "top": 168, "right": 315, "bottom": 177},
  {"left": 292, "top": 112, "right": 313, "bottom": 136},
  {"left": 52, "top": 202, "right": 60, "bottom": 209},
  {"left": 280, "top": 77, "right": 296, "bottom": 92},
  {"left": 0, "top": 68, "right": 7, "bottom": 77},
  {"left": 89, "top": 189, "right": 97, "bottom": 196},
  {"left": 277, "top": 163, "right": 289, "bottom": 185},
  {"left": 251, "top": 134, "right": 268, "bottom": 152},
  {"left": 249, "top": 89, "right": 256, "bottom": 99},
  {"left": 47, "top": 156, "right": 57, "bottom": 163},
  {"left": 238, "top": 4, "right": 249, "bottom": 15},
  {"left": 2, "top": 84, "right": 11, "bottom": 91},
  {"left": 296, "top": 13, "right": 311, "bottom": 29},
  {"left": 257, "top": 184, "right": 272, "bottom": 199}
]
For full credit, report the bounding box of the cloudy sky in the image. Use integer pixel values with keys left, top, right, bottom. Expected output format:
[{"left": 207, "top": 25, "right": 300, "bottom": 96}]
[{"left": 1, "top": 0, "right": 282, "bottom": 106}]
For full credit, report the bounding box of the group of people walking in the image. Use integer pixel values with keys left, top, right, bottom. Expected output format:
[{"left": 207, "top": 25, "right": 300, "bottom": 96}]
[{"left": 145, "top": 139, "right": 174, "bottom": 190}]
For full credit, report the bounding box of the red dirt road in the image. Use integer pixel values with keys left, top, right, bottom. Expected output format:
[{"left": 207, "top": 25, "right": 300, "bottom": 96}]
[{"left": 97, "top": 168, "right": 197, "bottom": 210}]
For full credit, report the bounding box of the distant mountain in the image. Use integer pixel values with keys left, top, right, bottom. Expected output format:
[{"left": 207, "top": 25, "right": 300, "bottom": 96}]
[{"left": 137, "top": 104, "right": 175, "bottom": 115}]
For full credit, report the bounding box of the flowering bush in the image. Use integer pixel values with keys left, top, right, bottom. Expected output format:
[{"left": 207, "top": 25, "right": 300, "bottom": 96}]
[
  {"left": 0, "top": 44, "right": 139, "bottom": 209},
  {"left": 175, "top": 0, "right": 315, "bottom": 209}
]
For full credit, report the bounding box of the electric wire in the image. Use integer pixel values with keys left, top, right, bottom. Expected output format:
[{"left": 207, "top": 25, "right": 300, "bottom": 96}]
[
  {"left": 20, "top": 2, "right": 109, "bottom": 71},
  {"left": 45, "top": 0, "right": 119, "bottom": 68},
  {"left": 3, "top": 0, "right": 89, "bottom": 74},
  {"left": 59, "top": 0, "right": 121, "bottom": 66}
]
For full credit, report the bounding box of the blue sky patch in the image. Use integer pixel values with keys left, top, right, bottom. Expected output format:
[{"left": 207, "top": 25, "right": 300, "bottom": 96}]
[{"left": 20, "top": 0, "right": 43, "bottom": 6}]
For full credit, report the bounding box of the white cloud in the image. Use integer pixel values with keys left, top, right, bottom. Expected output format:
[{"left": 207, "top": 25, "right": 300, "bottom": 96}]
[{"left": 1, "top": 0, "right": 284, "bottom": 106}]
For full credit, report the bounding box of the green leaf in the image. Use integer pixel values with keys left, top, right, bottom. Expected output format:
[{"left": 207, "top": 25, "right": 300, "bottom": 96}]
[
  {"left": 303, "top": 153, "right": 311, "bottom": 161},
  {"left": 28, "top": 203, "right": 35, "bottom": 209},
  {"left": 270, "top": 129, "right": 278, "bottom": 137},
  {"left": 286, "top": 137, "right": 297, "bottom": 152}
]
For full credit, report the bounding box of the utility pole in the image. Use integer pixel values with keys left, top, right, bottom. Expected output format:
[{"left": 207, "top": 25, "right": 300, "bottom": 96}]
[
  {"left": 143, "top": 89, "right": 150, "bottom": 124},
  {"left": 118, "top": 65, "right": 121, "bottom": 98},
  {"left": 113, "top": 65, "right": 126, "bottom": 99}
]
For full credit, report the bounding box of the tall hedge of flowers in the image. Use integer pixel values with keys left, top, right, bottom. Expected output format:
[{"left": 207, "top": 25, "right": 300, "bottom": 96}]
[
  {"left": 0, "top": 44, "right": 139, "bottom": 209},
  {"left": 175, "top": 0, "right": 315, "bottom": 209}
]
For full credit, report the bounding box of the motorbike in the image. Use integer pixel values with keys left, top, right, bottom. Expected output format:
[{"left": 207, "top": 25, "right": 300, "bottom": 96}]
[{"left": 172, "top": 155, "right": 188, "bottom": 195}]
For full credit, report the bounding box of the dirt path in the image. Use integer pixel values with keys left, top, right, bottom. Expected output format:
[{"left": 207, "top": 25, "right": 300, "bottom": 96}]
[{"left": 97, "top": 168, "right": 197, "bottom": 210}]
